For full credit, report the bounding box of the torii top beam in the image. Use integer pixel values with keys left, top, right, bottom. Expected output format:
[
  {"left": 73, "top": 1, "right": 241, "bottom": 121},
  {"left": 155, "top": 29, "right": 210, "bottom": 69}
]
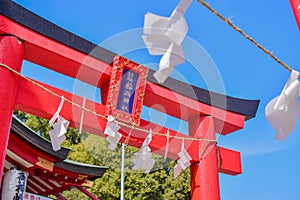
[{"left": 0, "top": 0, "right": 259, "bottom": 133}]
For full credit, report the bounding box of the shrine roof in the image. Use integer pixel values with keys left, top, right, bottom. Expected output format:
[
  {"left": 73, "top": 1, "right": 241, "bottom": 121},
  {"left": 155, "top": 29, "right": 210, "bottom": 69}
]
[
  {"left": 0, "top": 0, "right": 259, "bottom": 119},
  {"left": 11, "top": 116, "right": 69, "bottom": 161},
  {"left": 6, "top": 116, "right": 108, "bottom": 196}
]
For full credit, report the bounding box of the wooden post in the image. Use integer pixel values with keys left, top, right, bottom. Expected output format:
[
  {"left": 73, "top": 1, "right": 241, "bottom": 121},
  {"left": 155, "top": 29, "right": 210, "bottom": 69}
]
[
  {"left": 188, "top": 115, "right": 220, "bottom": 200},
  {"left": 56, "top": 193, "right": 68, "bottom": 200},
  {"left": 77, "top": 186, "right": 99, "bottom": 200},
  {"left": 0, "top": 35, "right": 24, "bottom": 184}
]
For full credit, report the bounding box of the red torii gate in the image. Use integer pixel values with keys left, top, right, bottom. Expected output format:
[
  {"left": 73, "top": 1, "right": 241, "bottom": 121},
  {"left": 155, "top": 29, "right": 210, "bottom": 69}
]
[{"left": 0, "top": 1, "right": 259, "bottom": 199}]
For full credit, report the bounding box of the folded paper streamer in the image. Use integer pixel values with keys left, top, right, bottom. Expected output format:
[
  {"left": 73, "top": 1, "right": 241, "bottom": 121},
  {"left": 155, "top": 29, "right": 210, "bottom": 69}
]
[
  {"left": 266, "top": 70, "right": 300, "bottom": 141},
  {"left": 132, "top": 131, "right": 155, "bottom": 173},
  {"left": 174, "top": 139, "right": 191, "bottom": 178},
  {"left": 49, "top": 116, "right": 69, "bottom": 151},
  {"left": 48, "top": 97, "right": 69, "bottom": 151},
  {"left": 104, "top": 115, "right": 122, "bottom": 150},
  {"left": 142, "top": 0, "right": 192, "bottom": 83}
]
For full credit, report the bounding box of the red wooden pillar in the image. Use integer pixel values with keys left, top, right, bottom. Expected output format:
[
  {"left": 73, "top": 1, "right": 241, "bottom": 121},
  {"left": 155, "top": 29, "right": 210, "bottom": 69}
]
[
  {"left": 77, "top": 186, "right": 99, "bottom": 200},
  {"left": 188, "top": 115, "right": 220, "bottom": 200},
  {"left": 0, "top": 36, "right": 24, "bottom": 184},
  {"left": 56, "top": 193, "right": 68, "bottom": 200}
]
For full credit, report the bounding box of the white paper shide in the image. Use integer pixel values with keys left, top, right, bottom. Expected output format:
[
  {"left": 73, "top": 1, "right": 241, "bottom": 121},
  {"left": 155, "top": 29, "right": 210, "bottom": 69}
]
[
  {"left": 143, "top": 0, "right": 192, "bottom": 83},
  {"left": 104, "top": 115, "right": 122, "bottom": 150},
  {"left": 266, "top": 70, "right": 300, "bottom": 141},
  {"left": 174, "top": 139, "right": 191, "bottom": 178},
  {"left": 132, "top": 131, "right": 155, "bottom": 173},
  {"left": 48, "top": 97, "right": 69, "bottom": 151}
]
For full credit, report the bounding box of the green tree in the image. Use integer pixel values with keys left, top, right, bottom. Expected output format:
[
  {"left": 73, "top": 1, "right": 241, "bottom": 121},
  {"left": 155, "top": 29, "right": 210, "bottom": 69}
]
[{"left": 76, "top": 134, "right": 190, "bottom": 200}]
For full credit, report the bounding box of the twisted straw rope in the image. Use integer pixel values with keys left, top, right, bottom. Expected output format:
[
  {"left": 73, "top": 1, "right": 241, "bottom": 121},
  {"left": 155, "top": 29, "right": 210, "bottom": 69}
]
[{"left": 197, "top": 0, "right": 296, "bottom": 75}]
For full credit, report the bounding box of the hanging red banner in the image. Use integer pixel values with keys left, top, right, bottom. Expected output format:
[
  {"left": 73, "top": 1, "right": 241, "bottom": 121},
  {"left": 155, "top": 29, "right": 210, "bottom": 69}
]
[
  {"left": 105, "top": 56, "right": 149, "bottom": 126},
  {"left": 290, "top": 0, "right": 300, "bottom": 30}
]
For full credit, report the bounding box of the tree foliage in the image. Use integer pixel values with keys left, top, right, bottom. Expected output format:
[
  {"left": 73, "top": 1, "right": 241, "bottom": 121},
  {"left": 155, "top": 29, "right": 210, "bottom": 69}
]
[{"left": 14, "top": 111, "right": 190, "bottom": 200}]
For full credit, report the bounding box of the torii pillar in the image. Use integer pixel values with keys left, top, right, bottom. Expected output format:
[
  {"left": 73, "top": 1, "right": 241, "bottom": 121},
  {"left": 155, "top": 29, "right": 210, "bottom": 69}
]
[
  {"left": 0, "top": 35, "right": 24, "bottom": 184},
  {"left": 189, "top": 115, "right": 220, "bottom": 200}
]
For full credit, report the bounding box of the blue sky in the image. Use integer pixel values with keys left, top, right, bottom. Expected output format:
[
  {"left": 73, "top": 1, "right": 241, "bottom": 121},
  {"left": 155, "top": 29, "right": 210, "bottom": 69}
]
[{"left": 13, "top": 0, "right": 300, "bottom": 199}]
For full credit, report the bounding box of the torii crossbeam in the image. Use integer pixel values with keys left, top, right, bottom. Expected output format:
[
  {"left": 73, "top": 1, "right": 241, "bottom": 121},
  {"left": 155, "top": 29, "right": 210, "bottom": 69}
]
[{"left": 0, "top": 1, "right": 259, "bottom": 199}]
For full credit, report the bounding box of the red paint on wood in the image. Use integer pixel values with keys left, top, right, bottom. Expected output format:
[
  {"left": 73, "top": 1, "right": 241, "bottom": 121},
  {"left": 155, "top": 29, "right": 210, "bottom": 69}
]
[
  {"left": 14, "top": 78, "right": 241, "bottom": 175},
  {"left": 26, "top": 181, "right": 46, "bottom": 195},
  {"left": 0, "top": 12, "right": 246, "bottom": 197},
  {"left": 8, "top": 132, "right": 57, "bottom": 167},
  {"left": 33, "top": 169, "right": 86, "bottom": 186},
  {"left": 145, "top": 82, "right": 245, "bottom": 134},
  {"left": 290, "top": 0, "right": 300, "bottom": 31},
  {"left": 56, "top": 193, "right": 68, "bottom": 200},
  {"left": 0, "top": 35, "right": 24, "bottom": 185},
  {"left": 0, "top": 15, "right": 112, "bottom": 88},
  {"left": 0, "top": 15, "right": 246, "bottom": 135},
  {"left": 218, "top": 147, "right": 242, "bottom": 175},
  {"left": 77, "top": 186, "right": 99, "bottom": 200},
  {"left": 189, "top": 115, "right": 220, "bottom": 200},
  {"left": 100, "top": 81, "right": 110, "bottom": 104},
  {"left": 14, "top": 78, "right": 197, "bottom": 160}
]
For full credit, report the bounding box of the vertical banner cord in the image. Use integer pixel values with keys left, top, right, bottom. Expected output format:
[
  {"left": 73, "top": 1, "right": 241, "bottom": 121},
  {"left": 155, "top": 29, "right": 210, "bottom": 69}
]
[
  {"left": 79, "top": 97, "right": 86, "bottom": 135},
  {"left": 217, "top": 147, "right": 221, "bottom": 170},
  {"left": 181, "top": 138, "right": 185, "bottom": 151},
  {"left": 124, "top": 127, "right": 134, "bottom": 146},
  {"left": 164, "top": 129, "right": 170, "bottom": 160}
]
